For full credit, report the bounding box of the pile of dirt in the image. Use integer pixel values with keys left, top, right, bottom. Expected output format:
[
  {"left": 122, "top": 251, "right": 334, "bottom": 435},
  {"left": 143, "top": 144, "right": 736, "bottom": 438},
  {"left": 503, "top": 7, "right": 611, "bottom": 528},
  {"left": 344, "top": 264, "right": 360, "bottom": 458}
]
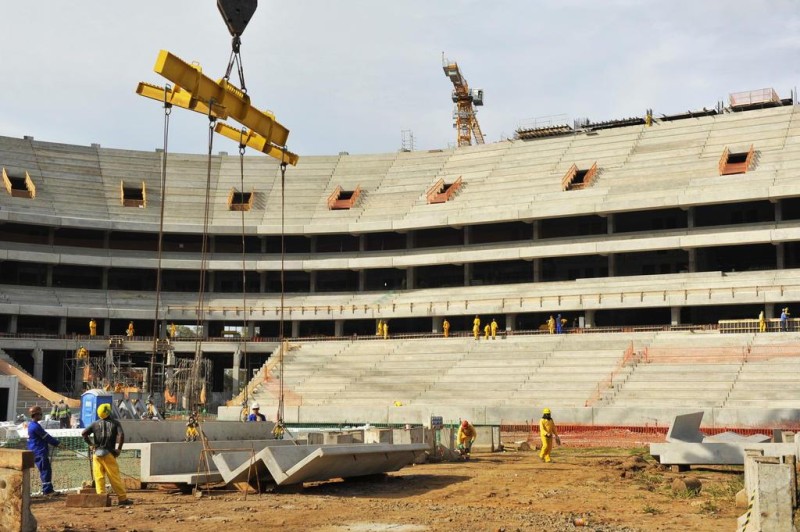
[{"left": 32, "top": 447, "right": 742, "bottom": 532}]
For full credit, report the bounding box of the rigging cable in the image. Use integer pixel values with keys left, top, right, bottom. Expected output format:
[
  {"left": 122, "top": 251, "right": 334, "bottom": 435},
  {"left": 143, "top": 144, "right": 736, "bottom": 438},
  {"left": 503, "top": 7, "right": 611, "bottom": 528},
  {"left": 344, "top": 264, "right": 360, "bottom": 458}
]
[
  {"left": 149, "top": 85, "right": 173, "bottom": 398},
  {"left": 275, "top": 153, "right": 288, "bottom": 437},
  {"left": 237, "top": 130, "right": 250, "bottom": 415},
  {"left": 191, "top": 104, "right": 219, "bottom": 410}
]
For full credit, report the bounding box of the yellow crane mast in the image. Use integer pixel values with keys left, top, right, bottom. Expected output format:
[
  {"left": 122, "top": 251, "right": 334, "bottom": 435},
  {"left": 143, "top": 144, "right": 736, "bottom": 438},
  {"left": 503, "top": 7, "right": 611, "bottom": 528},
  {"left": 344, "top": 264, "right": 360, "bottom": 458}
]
[{"left": 442, "top": 54, "right": 485, "bottom": 147}]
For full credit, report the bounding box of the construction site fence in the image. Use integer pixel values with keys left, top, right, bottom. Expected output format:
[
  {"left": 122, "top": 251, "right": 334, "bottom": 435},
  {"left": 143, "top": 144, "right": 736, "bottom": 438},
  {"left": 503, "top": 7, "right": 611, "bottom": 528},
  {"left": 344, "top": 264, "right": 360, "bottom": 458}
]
[{"left": 499, "top": 423, "right": 800, "bottom": 449}]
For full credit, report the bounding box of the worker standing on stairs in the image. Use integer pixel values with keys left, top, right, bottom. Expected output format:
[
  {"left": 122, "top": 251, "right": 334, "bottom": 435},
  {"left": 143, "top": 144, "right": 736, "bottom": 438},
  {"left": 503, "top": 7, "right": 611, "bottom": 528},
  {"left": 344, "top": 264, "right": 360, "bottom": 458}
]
[
  {"left": 473, "top": 316, "right": 481, "bottom": 340},
  {"left": 538, "top": 408, "right": 560, "bottom": 463},
  {"left": 484, "top": 323, "right": 490, "bottom": 340},
  {"left": 27, "top": 405, "right": 60, "bottom": 495},
  {"left": 247, "top": 403, "right": 266, "bottom": 422},
  {"left": 383, "top": 321, "right": 389, "bottom": 339},
  {"left": 758, "top": 310, "right": 766, "bottom": 333},
  {"left": 457, "top": 420, "right": 477, "bottom": 460},
  {"left": 376, "top": 320, "right": 383, "bottom": 337},
  {"left": 491, "top": 319, "right": 498, "bottom": 340}
]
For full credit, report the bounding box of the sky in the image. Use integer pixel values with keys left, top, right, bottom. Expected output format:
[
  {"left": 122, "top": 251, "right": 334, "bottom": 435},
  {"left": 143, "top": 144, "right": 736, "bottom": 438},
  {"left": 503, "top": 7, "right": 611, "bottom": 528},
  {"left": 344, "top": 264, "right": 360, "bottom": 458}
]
[{"left": 1, "top": 1, "right": 798, "bottom": 157}]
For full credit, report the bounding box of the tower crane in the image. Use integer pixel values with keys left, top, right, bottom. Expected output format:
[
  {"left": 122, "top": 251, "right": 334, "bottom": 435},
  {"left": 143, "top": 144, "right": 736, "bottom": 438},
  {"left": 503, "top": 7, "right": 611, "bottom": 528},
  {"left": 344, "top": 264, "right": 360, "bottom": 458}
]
[{"left": 442, "top": 54, "right": 485, "bottom": 147}]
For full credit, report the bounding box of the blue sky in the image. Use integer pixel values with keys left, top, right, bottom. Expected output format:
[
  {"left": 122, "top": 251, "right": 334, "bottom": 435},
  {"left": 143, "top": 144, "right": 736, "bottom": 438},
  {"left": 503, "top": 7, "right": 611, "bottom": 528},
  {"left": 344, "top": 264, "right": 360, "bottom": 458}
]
[{"left": 1, "top": 1, "right": 798, "bottom": 157}]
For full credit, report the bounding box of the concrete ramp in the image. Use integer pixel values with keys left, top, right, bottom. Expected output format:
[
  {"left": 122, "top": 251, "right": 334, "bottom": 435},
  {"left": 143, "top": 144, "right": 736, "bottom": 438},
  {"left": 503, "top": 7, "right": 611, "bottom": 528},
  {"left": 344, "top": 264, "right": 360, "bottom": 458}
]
[{"left": 261, "top": 443, "right": 429, "bottom": 486}]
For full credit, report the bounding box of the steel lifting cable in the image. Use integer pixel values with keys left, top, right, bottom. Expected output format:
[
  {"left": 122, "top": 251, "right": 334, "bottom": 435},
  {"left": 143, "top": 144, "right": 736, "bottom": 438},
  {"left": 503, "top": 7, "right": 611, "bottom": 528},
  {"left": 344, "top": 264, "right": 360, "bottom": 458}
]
[
  {"left": 237, "top": 131, "right": 250, "bottom": 411},
  {"left": 191, "top": 105, "right": 218, "bottom": 409},
  {"left": 275, "top": 153, "right": 288, "bottom": 436},
  {"left": 223, "top": 36, "right": 247, "bottom": 94},
  {"left": 149, "top": 85, "right": 173, "bottom": 395}
]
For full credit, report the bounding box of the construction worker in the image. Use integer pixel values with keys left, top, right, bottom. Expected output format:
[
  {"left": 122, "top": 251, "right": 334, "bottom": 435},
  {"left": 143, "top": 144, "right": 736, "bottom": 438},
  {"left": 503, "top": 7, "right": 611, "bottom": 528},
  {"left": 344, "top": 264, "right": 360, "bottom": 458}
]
[
  {"left": 89, "top": 318, "right": 97, "bottom": 337},
  {"left": 457, "top": 420, "right": 477, "bottom": 460},
  {"left": 145, "top": 396, "right": 158, "bottom": 420},
  {"left": 185, "top": 412, "right": 200, "bottom": 442},
  {"left": 126, "top": 321, "right": 135, "bottom": 338},
  {"left": 383, "top": 321, "right": 389, "bottom": 339},
  {"left": 547, "top": 315, "right": 555, "bottom": 334},
  {"left": 442, "top": 319, "right": 450, "bottom": 338},
  {"left": 54, "top": 399, "right": 71, "bottom": 428},
  {"left": 376, "top": 320, "right": 383, "bottom": 337},
  {"left": 248, "top": 403, "right": 266, "bottom": 422},
  {"left": 556, "top": 314, "right": 563, "bottom": 334},
  {"left": 82, "top": 403, "right": 132, "bottom": 506},
  {"left": 77, "top": 346, "right": 89, "bottom": 360},
  {"left": 758, "top": 310, "right": 766, "bottom": 333},
  {"left": 538, "top": 408, "right": 560, "bottom": 463},
  {"left": 169, "top": 322, "right": 177, "bottom": 339},
  {"left": 484, "top": 323, "right": 490, "bottom": 340},
  {"left": 781, "top": 307, "right": 790, "bottom": 332},
  {"left": 27, "top": 405, "right": 60, "bottom": 495},
  {"left": 472, "top": 316, "right": 480, "bottom": 340},
  {"left": 490, "top": 319, "right": 498, "bottom": 340}
]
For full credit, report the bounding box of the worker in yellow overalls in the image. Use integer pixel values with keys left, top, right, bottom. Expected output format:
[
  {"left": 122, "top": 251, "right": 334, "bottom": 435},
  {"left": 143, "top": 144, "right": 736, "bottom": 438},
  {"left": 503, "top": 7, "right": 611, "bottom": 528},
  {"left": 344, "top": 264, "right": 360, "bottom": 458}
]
[
  {"left": 126, "top": 321, "right": 135, "bottom": 338},
  {"left": 89, "top": 319, "right": 97, "bottom": 337},
  {"left": 538, "top": 408, "right": 560, "bottom": 463},
  {"left": 442, "top": 319, "right": 450, "bottom": 338},
  {"left": 472, "top": 316, "right": 480, "bottom": 340},
  {"left": 490, "top": 319, "right": 498, "bottom": 340},
  {"left": 547, "top": 316, "right": 555, "bottom": 335}
]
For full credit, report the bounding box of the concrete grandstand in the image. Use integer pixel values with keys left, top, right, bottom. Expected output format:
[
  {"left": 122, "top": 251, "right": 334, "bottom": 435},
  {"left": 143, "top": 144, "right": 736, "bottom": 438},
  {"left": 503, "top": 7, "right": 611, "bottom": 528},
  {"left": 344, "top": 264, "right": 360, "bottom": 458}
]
[{"left": 2, "top": 93, "right": 800, "bottom": 427}]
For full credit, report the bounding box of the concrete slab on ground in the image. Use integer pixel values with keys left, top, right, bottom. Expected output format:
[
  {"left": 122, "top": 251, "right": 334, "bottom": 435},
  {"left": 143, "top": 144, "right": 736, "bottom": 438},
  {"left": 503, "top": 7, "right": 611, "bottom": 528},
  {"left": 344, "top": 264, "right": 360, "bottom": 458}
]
[{"left": 650, "top": 442, "right": 798, "bottom": 465}]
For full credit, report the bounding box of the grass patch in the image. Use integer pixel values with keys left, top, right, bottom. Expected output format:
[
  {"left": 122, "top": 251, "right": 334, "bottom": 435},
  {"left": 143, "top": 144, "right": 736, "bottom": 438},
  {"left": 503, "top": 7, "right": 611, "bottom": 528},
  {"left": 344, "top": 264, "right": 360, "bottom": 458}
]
[
  {"left": 704, "top": 476, "right": 744, "bottom": 499},
  {"left": 642, "top": 504, "right": 663, "bottom": 515}
]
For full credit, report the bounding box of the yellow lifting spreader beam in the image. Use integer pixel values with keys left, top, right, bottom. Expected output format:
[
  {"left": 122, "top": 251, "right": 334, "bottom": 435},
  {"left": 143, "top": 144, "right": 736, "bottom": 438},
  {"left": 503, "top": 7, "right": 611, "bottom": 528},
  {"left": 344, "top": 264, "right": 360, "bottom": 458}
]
[
  {"left": 215, "top": 123, "right": 299, "bottom": 166},
  {"left": 136, "top": 49, "right": 298, "bottom": 165}
]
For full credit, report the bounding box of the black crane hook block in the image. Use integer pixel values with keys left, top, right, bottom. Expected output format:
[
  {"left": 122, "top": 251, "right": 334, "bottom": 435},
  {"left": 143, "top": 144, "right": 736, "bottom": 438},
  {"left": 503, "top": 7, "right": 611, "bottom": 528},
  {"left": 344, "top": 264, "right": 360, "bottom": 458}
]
[{"left": 217, "top": 0, "right": 258, "bottom": 37}]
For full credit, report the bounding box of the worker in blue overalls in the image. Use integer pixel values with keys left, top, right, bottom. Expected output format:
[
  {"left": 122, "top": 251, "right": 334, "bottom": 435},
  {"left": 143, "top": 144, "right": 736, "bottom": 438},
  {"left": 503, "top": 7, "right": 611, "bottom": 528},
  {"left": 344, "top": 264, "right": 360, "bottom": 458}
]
[{"left": 27, "top": 405, "right": 61, "bottom": 495}]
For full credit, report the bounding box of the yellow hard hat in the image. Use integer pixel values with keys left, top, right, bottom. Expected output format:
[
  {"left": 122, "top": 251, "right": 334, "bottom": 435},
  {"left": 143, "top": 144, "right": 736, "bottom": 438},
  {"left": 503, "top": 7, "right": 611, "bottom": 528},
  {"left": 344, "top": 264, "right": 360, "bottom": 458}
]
[
  {"left": 97, "top": 403, "right": 112, "bottom": 419},
  {"left": 542, "top": 408, "right": 551, "bottom": 415}
]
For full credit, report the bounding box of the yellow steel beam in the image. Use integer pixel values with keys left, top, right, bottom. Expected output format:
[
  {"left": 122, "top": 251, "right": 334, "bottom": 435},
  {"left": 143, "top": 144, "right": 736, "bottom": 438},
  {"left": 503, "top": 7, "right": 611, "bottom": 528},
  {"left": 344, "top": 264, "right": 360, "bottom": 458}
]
[
  {"left": 136, "top": 82, "right": 228, "bottom": 118},
  {"left": 152, "top": 50, "right": 290, "bottom": 148},
  {"left": 215, "top": 123, "right": 299, "bottom": 166}
]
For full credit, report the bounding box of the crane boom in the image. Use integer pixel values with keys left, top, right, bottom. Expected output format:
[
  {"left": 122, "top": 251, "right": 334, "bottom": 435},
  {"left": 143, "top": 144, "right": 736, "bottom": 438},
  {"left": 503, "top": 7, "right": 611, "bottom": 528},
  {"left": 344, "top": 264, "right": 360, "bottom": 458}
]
[{"left": 442, "top": 55, "right": 484, "bottom": 147}]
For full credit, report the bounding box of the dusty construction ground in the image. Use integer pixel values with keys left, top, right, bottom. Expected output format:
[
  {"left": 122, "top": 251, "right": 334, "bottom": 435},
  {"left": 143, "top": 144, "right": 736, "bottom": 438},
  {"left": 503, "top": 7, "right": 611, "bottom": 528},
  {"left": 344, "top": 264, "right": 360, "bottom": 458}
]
[{"left": 33, "top": 447, "right": 743, "bottom": 532}]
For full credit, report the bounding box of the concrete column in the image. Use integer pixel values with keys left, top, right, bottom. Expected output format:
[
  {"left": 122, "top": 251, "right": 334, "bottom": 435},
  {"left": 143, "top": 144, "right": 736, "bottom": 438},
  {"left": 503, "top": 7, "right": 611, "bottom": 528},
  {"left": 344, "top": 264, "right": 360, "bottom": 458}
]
[
  {"left": 686, "top": 207, "right": 695, "bottom": 229},
  {"left": 58, "top": 318, "right": 67, "bottom": 337},
  {"left": 406, "top": 267, "right": 415, "bottom": 290},
  {"left": 608, "top": 255, "right": 616, "bottom": 277},
  {"left": 309, "top": 235, "right": 317, "bottom": 253},
  {"left": 160, "top": 319, "right": 168, "bottom": 340},
  {"left": 205, "top": 271, "right": 214, "bottom": 293},
  {"left": 103, "top": 231, "right": 110, "bottom": 249},
  {"left": 766, "top": 304, "right": 776, "bottom": 319},
  {"left": 670, "top": 307, "right": 681, "bottom": 326},
  {"left": 209, "top": 235, "right": 216, "bottom": 254},
  {"left": 776, "top": 243, "right": 785, "bottom": 269},
  {"left": 309, "top": 271, "right": 317, "bottom": 293},
  {"left": 533, "top": 259, "right": 542, "bottom": 282},
  {"left": 291, "top": 321, "right": 300, "bottom": 338},
  {"left": 260, "top": 271, "right": 267, "bottom": 293},
  {"left": 358, "top": 271, "right": 365, "bottom": 291},
  {"left": 334, "top": 320, "right": 344, "bottom": 337},
  {"left": 463, "top": 226, "right": 471, "bottom": 245},
  {"left": 464, "top": 264, "right": 472, "bottom": 286},
  {"left": 46, "top": 265, "right": 53, "bottom": 287},
  {"left": 775, "top": 200, "right": 783, "bottom": 223},
  {"left": 532, "top": 220, "right": 540, "bottom": 240},
  {"left": 101, "top": 268, "right": 109, "bottom": 290},
  {"left": 607, "top": 213, "right": 615, "bottom": 235},
  {"left": 261, "top": 236, "right": 267, "bottom": 253},
  {"left": 688, "top": 249, "right": 697, "bottom": 273},
  {"left": 505, "top": 313, "right": 516, "bottom": 332},
  {"left": 8, "top": 315, "right": 17, "bottom": 334},
  {"left": 32, "top": 348, "right": 43, "bottom": 382},
  {"left": 584, "top": 309, "right": 596, "bottom": 329},
  {"left": 48, "top": 227, "right": 55, "bottom": 245},
  {"left": 103, "top": 319, "right": 111, "bottom": 336},
  {"left": 232, "top": 347, "right": 242, "bottom": 396},
  {"left": 432, "top": 316, "right": 443, "bottom": 334},
  {"left": 406, "top": 232, "right": 415, "bottom": 250}
]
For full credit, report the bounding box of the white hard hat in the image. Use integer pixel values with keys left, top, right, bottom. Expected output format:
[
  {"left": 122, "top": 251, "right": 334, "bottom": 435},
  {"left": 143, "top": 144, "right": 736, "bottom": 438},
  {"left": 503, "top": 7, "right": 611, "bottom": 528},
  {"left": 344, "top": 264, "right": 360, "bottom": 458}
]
[{"left": 251, "top": 402, "right": 260, "bottom": 410}]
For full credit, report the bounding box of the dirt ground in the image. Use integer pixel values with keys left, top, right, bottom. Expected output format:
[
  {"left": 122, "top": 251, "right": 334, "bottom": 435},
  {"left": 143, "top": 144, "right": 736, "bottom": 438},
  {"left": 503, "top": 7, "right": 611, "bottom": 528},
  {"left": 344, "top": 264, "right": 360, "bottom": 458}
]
[{"left": 32, "top": 446, "right": 743, "bottom": 532}]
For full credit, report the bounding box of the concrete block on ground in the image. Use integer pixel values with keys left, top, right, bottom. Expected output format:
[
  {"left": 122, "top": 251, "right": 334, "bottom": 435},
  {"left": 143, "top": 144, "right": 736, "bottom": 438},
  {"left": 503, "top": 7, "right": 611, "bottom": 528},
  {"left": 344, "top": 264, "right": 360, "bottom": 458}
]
[
  {"left": 650, "top": 442, "right": 797, "bottom": 466},
  {"left": 704, "top": 432, "right": 771, "bottom": 443},
  {"left": 0, "top": 449, "right": 36, "bottom": 532},
  {"left": 121, "top": 420, "right": 276, "bottom": 443},
  {"left": 65, "top": 493, "right": 110, "bottom": 508},
  {"left": 364, "top": 428, "right": 393, "bottom": 444},
  {"left": 666, "top": 412, "right": 705, "bottom": 443},
  {"left": 260, "top": 443, "right": 429, "bottom": 486}
]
